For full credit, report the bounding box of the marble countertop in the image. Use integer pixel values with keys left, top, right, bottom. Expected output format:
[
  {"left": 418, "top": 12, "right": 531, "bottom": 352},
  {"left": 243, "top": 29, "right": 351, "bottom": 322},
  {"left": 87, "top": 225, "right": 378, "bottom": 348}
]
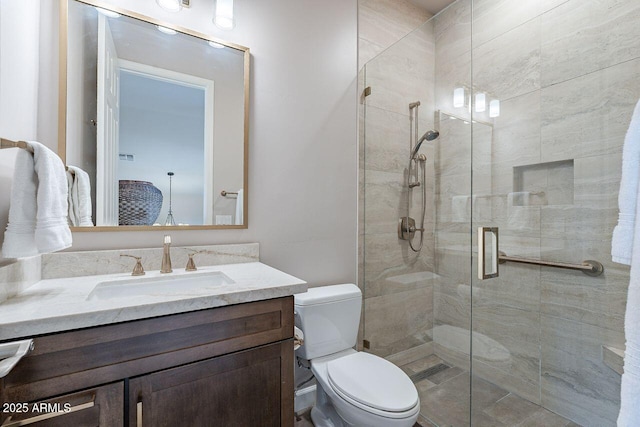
[{"left": 0, "top": 262, "right": 307, "bottom": 341}]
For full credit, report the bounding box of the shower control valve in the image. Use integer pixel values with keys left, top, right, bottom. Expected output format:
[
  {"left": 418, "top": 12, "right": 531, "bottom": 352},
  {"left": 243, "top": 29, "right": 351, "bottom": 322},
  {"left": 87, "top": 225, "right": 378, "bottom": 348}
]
[{"left": 398, "top": 217, "right": 423, "bottom": 241}]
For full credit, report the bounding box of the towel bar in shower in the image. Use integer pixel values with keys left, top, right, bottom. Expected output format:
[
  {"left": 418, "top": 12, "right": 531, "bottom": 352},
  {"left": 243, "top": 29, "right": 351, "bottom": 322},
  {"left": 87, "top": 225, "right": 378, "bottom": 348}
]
[{"left": 498, "top": 251, "right": 604, "bottom": 277}]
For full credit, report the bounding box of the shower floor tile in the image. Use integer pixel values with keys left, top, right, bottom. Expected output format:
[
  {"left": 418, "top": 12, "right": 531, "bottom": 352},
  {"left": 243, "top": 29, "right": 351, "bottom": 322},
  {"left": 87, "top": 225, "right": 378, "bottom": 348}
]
[{"left": 403, "top": 355, "right": 581, "bottom": 427}]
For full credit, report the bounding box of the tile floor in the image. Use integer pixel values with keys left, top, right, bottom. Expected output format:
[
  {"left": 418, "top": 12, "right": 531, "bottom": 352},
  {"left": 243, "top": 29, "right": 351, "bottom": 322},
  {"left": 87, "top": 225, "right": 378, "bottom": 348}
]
[
  {"left": 401, "top": 355, "right": 582, "bottom": 427},
  {"left": 294, "top": 354, "right": 583, "bottom": 426},
  {"left": 295, "top": 410, "right": 424, "bottom": 427}
]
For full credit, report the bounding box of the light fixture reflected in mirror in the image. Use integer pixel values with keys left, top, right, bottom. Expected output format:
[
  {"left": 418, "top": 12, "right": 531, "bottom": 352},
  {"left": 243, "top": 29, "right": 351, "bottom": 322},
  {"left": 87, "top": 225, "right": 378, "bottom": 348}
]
[
  {"left": 214, "top": 0, "right": 235, "bottom": 29},
  {"left": 156, "top": 0, "right": 182, "bottom": 12},
  {"left": 452, "top": 87, "right": 500, "bottom": 118},
  {"left": 165, "top": 172, "right": 176, "bottom": 226},
  {"left": 208, "top": 41, "right": 225, "bottom": 49},
  {"left": 475, "top": 93, "right": 486, "bottom": 113},
  {"left": 453, "top": 87, "right": 465, "bottom": 108},
  {"left": 156, "top": 25, "right": 177, "bottom": 35},
  {"left": 95, "top": 7, "right": 121, "bottom": 18},
  {"left": 489, "top": 99, "right": 501, "bottom": 118}
]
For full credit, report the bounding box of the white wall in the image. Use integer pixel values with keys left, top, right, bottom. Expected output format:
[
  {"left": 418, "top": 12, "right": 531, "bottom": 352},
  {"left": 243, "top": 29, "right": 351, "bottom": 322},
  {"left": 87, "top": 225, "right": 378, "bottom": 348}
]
[
  {"left": 0, "top": 0, "right": 42, "bottom": 247},
  {"left": 0, "top": 0, "right": 358, "bottom": 287}
]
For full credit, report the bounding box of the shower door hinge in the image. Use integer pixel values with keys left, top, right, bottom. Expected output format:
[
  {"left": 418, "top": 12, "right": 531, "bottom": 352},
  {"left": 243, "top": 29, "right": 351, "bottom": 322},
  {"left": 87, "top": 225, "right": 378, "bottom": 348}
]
[
  {"left": 364, "top": 86, "right": 372, "bottom": 97},
  {"left": 363, "top": 340, "right": 370, "bottom": 349}
]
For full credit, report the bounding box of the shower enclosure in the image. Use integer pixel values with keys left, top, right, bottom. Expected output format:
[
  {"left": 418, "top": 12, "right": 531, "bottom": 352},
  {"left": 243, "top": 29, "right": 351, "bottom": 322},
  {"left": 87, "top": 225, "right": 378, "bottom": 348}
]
[{"left": 359, "top": 0, "right": 639, "bottom": 425}]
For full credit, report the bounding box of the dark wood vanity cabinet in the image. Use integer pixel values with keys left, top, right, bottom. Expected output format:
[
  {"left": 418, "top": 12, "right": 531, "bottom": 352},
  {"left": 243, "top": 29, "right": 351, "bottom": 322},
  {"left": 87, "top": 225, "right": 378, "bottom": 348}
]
[
  {"left": 0, "top": 383, "right": 124, "bottom": 426},
  {"left": 129, "top": 342, "right": 288, "bottom": 427},
  {"left": 0, "top": 297, "right": 294, "bottom": 427}
]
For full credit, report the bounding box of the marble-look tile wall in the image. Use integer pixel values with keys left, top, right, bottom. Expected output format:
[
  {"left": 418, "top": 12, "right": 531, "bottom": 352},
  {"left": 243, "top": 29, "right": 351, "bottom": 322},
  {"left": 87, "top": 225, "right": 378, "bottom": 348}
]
[
  {"left": 358, "top": 0, "right": 431, "bottom": 67},
  {"left": 433, "top": 0, "right": 640, "bottom": 425},
  {"left": 358, "top": 0, "right": 436, "bottom": 359}
]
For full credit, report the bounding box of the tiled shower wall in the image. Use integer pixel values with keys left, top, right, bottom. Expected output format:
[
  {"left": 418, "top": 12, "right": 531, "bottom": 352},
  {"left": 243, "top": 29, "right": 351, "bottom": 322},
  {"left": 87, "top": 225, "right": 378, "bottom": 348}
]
[
  {"left": 433, "top": 0, "right": 640, "bottom": 425},
  {"left": 358, "top": 0, "right": 437, "bottom": 359}
]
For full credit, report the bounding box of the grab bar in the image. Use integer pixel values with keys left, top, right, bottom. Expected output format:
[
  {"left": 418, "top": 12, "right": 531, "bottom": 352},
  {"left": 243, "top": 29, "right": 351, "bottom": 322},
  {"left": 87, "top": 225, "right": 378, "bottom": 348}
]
[{"left": 498, "top": 251, "right": 604, "bottom": 277}]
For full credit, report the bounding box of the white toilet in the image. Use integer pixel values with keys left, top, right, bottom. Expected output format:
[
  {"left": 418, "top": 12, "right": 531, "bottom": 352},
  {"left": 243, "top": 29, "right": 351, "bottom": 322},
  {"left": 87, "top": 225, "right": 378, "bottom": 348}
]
[{"left": 295, "top": 284, "right": 420, "bottom": 427}]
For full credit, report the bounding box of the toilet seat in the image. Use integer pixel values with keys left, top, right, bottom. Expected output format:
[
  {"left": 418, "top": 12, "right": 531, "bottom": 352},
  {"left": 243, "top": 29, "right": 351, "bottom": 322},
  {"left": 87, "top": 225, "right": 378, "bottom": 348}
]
[{"left": 326, "top": 352, "right": 419, "bottom": 419}]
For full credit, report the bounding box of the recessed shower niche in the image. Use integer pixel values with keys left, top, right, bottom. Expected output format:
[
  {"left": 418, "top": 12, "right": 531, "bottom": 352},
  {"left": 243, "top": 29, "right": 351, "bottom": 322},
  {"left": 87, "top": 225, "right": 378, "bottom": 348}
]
[{"left": 512, "top": 160, "right": 574, "bottom": 206}]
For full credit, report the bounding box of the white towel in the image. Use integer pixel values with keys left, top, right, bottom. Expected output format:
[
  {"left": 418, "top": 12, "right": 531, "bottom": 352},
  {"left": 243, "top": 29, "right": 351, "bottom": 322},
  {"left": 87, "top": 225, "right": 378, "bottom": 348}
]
[
  {"left": 612, "top": 100, "right": 640, "bottom": 265},
  {"left": 1, "top": 142, "right": 72, "bottom": 258},
  {"left": 1, "top": 148, "right": 38, "bottom": 258},
  {"left": 451, "top": 195, "right": 469, "bottom": 223},
  {"left": 66, "top": 165, "right": 93, "bottom": 226},
  {"left": 472, "top": 194, "right": 491, "bottom": 222},
  {"left": 508, "top": 191, "right": 531, "bottom": 207},
  {"left": 31, "top": 142, "right": 72, "bottom": 253},
  {"left": 507, "top": 192, "right": 534, "bottom": 230},
  {"left": 617, "top": 100, "right": 640, "bottom": 426},
  {"left": 234, "top": 189, "right": 244, "bottom": 225},
  {"left": 618, "top": 186, "right": 640, "bottom": 426}
]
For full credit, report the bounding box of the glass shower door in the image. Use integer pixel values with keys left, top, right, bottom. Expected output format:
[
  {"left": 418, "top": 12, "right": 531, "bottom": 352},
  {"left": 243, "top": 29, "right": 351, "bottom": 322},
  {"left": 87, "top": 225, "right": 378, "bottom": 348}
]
[
  {"left": 468, "top": 1, "right": 637, "bottom": 425},
  {"left": 360, "top": 10, "right": 474, "bottom": 426},
  {"left": 361, "top": 0, "right": 636, "bottom": 425}
]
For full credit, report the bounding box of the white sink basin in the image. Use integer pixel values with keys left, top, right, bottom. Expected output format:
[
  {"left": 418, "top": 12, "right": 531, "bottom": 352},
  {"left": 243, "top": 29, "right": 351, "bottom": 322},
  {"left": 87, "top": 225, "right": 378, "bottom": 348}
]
[{"left": 86, "top": 271, "right": 234, "bottom": 301}]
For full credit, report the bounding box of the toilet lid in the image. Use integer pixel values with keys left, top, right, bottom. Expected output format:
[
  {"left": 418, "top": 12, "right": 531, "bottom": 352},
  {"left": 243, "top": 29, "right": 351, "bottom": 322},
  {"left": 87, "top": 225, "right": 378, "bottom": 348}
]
[{"left": 327, "top": 352, "right": 418, "bottom": 413}]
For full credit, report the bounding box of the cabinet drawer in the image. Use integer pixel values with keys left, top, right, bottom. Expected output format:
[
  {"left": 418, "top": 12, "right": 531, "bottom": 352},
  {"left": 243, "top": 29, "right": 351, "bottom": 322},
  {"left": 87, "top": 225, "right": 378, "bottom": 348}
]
[
  {"left": 1, "top": 297, "right": 293, "bottom": 403},
  {"left": 0, "top": 382, "right": 123, "bottom": 427}
]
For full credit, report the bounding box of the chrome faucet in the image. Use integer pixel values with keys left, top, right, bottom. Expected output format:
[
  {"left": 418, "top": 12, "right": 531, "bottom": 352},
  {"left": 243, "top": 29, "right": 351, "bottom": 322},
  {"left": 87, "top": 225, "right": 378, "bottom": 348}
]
[{"left": 161, "top": 235, "right": 172, "bottom": 273}]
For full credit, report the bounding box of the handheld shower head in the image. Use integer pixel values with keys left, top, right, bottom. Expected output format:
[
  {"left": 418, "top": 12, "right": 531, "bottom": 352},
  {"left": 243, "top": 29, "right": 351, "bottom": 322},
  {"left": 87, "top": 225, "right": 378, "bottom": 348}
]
[{"left": 411, "top": 130, "right": 439, "bottom": 158}]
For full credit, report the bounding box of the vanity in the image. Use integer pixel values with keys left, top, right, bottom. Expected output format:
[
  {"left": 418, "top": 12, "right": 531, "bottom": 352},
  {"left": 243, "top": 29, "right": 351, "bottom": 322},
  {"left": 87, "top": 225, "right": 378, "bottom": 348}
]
[{"left": 0, "top": 245, "right": 307, "bottom": 427}]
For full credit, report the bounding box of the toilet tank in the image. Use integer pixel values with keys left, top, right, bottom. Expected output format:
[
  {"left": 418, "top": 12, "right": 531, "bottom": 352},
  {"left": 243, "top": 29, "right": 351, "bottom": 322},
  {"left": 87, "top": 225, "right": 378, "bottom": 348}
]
[{"left": 294, "top": 284, "right": 362, "bottom": 360}]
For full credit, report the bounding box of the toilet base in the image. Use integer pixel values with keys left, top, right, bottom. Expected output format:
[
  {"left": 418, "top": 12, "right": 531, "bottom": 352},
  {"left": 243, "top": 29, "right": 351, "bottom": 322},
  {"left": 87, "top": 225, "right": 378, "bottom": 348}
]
[
  {"left": 309, "top": 372, "right": 420, "bottom": 427},
  {"left": 310, "top": 382, "right": 347, "bottom": 427},
  {"left": 311, "top": 406, "right": 345, "bottom": 427}
]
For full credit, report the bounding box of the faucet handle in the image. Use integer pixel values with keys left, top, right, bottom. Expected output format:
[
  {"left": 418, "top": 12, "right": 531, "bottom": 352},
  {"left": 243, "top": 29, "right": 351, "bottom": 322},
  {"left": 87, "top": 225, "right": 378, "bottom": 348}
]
[
  {"left": 120, "top": 254, "right": 145, "bottom": 276},
  {"left": 186, "top": 252, "right": 199, "bottom": 271}
]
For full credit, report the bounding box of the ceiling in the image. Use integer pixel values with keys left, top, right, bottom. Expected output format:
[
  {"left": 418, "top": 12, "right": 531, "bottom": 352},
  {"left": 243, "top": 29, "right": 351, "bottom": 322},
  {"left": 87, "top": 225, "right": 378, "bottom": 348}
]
[{"left": 407, "top": 0, "right": 457, "bottom": 15}]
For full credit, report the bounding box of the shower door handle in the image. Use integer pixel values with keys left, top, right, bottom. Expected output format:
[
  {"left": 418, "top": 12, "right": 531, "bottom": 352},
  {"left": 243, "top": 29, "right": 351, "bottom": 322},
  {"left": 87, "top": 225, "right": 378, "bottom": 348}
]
[{"left": 478, "top": 227, "right": 499, "bottom": 280}]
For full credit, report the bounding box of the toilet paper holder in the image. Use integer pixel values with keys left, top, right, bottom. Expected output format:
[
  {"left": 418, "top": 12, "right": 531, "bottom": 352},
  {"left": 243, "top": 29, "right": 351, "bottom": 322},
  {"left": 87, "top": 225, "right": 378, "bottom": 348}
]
[{"left": 294, "top": 326, "right": 304, "bottom": 350}]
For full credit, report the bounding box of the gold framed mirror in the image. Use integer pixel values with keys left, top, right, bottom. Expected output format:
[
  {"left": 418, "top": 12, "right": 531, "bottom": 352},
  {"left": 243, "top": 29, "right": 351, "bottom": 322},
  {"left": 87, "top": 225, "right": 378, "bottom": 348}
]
[{"left": 59, "top": 0, "right": 249, "bottom": 231}]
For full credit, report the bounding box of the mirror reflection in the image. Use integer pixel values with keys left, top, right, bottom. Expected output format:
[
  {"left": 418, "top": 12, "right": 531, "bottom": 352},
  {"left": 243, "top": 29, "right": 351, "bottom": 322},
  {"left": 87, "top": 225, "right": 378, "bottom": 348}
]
[{"left": 64, "top": 0, "right": 249, "bottom": 228}]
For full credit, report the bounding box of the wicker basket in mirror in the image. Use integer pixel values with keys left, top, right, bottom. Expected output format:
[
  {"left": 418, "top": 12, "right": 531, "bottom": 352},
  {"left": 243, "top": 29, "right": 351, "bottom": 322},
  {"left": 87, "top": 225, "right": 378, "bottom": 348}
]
[{"left": 118, "top": 180, "right": 163, "bottom": 226}]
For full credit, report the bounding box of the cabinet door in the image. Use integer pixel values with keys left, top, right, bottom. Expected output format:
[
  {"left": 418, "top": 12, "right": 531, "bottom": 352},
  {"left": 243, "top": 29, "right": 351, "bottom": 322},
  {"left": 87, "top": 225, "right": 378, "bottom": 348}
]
[
  {"left": 0, "top": 382, "right": 123, "bottom": 427},
  {"left": 129, "top": 341, "right": 293, "bottom": 427}
]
